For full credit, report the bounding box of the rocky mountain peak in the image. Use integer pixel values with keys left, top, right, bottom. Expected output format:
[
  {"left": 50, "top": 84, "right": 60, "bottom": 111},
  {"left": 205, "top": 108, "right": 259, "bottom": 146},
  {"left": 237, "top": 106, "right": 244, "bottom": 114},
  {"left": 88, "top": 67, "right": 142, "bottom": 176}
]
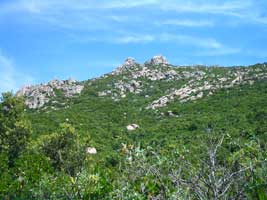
[
  {"left": 146, "top": 55, "right": 169, "bottom": 66},
  {"left": 112, "top": 57, "right": 139, "bottom": 75},
  {"left": 123, "top": 57, "right": 137, "bottom": 68}
]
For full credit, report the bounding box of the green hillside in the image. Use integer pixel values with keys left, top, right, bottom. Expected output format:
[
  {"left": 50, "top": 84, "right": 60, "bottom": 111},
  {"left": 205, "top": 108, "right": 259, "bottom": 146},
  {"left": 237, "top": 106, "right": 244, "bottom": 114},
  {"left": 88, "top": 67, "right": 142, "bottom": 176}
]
[{"left": 1, "top": 58, "right": 267, "bottom": 199}]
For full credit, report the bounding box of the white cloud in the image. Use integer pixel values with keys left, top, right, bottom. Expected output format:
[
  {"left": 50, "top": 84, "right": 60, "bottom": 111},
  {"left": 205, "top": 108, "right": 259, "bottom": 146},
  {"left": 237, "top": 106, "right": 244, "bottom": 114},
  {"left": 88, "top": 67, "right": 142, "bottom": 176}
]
[
  {"left": 0, "top": 0, "right": 159, "bottom": 14},
  {"left": 158, "top": 0, "right": 267, "bottom": 25},
  {"left": 162, "top": 34, "right": 240, "bottom": 56},
  {"left": 156, "top": 19, "right": 214, "bottom": 27},
  {"left": 76, "top": 32, "right": 238, "bottom": 56},
  {"left": 102, "top": 0, "right": 160, "bottom": 9},
  {"left": 0, "top": 50, "right": 34, "bottom": 93},
  {"left": 159, "top": 0, "right": 252, "bottom": 16},
  {"left": 195, "top": 47, "right": 241, "bottom": 56},
  {"left": 112, "top": 35, "right": 155, "bottom": 44},
  {"left": 158, "top": 34, "right": 223, "bottom": 49},
  {"left": 106, "top": 33, "right": 240, "bottom": 56},
  {"left": 1, "top": 0, "right": 266, "bottom": 33}
]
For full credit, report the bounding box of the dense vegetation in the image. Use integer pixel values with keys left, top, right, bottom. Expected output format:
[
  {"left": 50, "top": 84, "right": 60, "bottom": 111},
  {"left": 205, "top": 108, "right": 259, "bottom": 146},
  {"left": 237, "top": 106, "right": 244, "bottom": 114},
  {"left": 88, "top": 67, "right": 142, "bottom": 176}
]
[{"left": 1, "top": 64, "right": 267, "bottom": 199}]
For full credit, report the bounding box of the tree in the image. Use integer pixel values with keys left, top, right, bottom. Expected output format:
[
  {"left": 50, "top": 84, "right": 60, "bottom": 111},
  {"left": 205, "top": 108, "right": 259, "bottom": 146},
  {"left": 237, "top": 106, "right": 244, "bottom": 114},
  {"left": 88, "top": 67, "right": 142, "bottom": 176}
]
[
  {"left": 40, "top": 123, "right": 86, "bottom": 176},
  {"left": 39, "top": 123, "right": 105, "bottom": 199},
  {"left": 113, "top": 134, "right": 264, "bottom": 200},
  {"left": 0, "top": 92, "right": 31, "bottom": 167},
  {"left": 169, "top": 134, "right": 265, "bottom": 200}
]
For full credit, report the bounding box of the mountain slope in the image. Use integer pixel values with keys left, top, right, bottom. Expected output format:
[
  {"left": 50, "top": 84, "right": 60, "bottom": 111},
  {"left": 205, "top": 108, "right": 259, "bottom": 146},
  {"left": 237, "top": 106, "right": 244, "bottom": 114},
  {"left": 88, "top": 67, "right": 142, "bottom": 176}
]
[
  {"left": 16, "top": 56, "right": 267, "bottom": 159},
  {"left": 2, "top": 56, "right": 266, "bottom": 199}
]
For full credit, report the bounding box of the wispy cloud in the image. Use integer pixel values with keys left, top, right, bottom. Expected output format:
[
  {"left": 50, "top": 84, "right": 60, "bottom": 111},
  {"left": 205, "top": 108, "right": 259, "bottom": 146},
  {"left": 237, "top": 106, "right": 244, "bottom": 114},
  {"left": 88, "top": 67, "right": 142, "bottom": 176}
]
[
  {"left": 0, "top": 0, "right": 160, "bottom": 13},
  {"left": 159, "top": 0, "right": 252, "bottom": 16},
  {"left": 0, "top": 50, "right": 34, "bottom": 93},
  {"left": 158, "top": 0, "right": 267, "bottom": 25},
  {"left": 1, "top": 0, "right": 267, "bottom": 33},
  {"left": 106, "top": 33, "right": 223, "bottom": 49},
  {"left": 112, "top": 35, "right": 155, "bottom": 44},
  {"left": 102, "top": 0, "right": 160, "bottom": 9},
  {"left": 71, "top": 32, "right": 239, "bottom": 56},
  {"left": 159, "top": 34, "right": 223, "bottom": 49},
  {"left": 155, "top": 19, "right": 215, "bottom": 27},
  {"left": 194, "top": 47, "right": 241, "bottom": 56}
]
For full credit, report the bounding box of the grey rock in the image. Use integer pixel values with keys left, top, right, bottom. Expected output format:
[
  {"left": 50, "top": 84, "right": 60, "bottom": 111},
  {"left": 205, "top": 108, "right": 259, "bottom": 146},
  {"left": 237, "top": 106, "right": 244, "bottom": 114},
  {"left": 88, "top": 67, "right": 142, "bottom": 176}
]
[
  {"left": 146, "top": 55, "right": 169, "bottom": 66},
  {"left": 16, "top": 78, "right": 84, "bottom": 109}
]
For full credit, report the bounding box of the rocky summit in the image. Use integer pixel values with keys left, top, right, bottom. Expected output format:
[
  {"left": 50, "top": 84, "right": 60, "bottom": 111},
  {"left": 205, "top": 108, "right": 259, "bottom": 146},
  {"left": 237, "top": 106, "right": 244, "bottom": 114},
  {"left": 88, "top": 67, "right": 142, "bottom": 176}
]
[{"left": 145, "top": 55, "right": 169, "bottom": 66}]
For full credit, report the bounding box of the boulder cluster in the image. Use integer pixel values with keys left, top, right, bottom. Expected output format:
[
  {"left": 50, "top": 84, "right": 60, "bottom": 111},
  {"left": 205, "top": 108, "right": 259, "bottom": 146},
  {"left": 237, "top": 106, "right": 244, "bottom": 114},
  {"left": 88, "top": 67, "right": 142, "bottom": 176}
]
[
  {"left": 99, "top": 55, "right": 180, "bottom": 100},
  {"left": 147, "top": 67, "right": 267, "bottom": 109},
  {"left": 112, "top": 55, "right": 169, "bottom": 75},
  {"left": 16, "top": 78, "right": 84, "bottom": 109},
  {"left": 145, "top": 55, "right": 169, "bottom": 66},
  {"left": 98, "top": 56, "right": 267, "bottom": 109}
]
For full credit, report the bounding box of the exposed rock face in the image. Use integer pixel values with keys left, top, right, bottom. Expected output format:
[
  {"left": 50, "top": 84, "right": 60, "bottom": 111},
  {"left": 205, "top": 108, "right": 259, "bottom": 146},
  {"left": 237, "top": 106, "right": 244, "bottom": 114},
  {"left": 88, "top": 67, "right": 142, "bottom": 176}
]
[
  {"left": 98, "top": 56, "right": 180, "bottom": 100},
  {"left": 131, "top": 66, "right": 178, "bottom": 81},
  {"left": 112, "top": 57, "right": 139, "bottom": 75},
  {"left": 18, "top": 56, "right": 267, "bottom": 111},
  {"left": 146, "top": 66, "right": 267, "bottom": 109},
  {"left": 17, "top": 85, "right": 55, "bottom": 109},
  {"left": 146, "top": 55, "right": 169, "bottom": 66},
  {"left": 16, "top": 78, "right": 84, "bottom": 109},
  {"left": 97, "top": 57, "right": 267, "bottom": 107},
  {"left": 123, "top": 57, "right": 137, "bottom": 68}
]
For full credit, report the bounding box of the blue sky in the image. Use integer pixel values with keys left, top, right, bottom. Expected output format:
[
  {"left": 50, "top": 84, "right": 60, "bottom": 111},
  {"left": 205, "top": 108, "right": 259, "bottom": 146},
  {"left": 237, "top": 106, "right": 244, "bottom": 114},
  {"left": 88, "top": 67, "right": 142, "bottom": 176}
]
[{"left": 0, "top": 0, "right": 267, "bottom": 93}]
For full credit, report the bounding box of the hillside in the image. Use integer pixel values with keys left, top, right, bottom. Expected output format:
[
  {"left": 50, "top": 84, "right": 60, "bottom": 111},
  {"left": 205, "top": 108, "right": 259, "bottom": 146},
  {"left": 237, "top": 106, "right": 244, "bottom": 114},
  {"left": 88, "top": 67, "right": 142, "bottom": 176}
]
[
  {"left": 15, "top": 55, "right": 267, "bottom": 162},
  {"left": 18, "top": 56, "right": 267, "bottom": 148},
  {"left": 2, "top": 56, "right": 267, "bottom": 199}
]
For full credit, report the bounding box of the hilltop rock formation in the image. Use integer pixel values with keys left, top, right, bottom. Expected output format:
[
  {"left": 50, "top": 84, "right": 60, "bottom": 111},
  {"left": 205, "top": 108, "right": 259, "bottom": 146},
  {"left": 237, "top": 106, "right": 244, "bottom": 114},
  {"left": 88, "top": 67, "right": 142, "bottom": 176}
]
[
  {"left": 97, "top": 56, "right": 267, "bottom": 109},
  {"left": 16, "top": 78, "right": 84, "bottom": 109},
  {"left": 123, "top": 57, "right": 138, "bottom": 68},
  {"left": 146, "top": 55, "right": 169, "bottom": 66},
  {"left": 112, "top": 57, "right": 139, "bottom": 75},
  {"left": 99, "top": 55, "right": 179, "bottom": 100}
]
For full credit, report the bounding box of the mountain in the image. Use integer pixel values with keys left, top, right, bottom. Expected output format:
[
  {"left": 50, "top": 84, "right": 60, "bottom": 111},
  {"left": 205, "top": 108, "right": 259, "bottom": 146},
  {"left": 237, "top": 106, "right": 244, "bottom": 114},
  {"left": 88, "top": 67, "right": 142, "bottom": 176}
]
[
  {"left": 16, "top": 55, "right": 267, "bottom": 153},
  {"left": 2, "top": 55, "right": 267, "bottom": 199},
  {"left": 17, "top": 55, "right": 267, "bottom": 110}
]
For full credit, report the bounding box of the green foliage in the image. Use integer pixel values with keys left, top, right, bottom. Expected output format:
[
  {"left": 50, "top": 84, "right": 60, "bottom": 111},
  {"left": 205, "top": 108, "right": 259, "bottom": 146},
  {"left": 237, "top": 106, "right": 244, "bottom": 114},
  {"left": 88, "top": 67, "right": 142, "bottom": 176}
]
[
  {"left": 1, "top": 64, "right": 267, "bottom": 198},
  {"left": 39, "top": 123, "right": 88, "bottom": 176},
  {"left": 0, "top": 92, "right": 31, "bottom": 167},
  {"left": 0, "top": 92, "right": 32, "bottom": 199}
]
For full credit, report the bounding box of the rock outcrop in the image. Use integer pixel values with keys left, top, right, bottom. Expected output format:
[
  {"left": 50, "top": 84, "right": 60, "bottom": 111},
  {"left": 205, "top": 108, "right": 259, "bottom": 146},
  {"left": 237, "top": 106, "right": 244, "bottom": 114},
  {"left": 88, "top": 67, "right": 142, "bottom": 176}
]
[
  {"left": 16, "top": 78, "right": 84, "bottom": 109},
  {"left": 97, "top": 57, "right": 267, "bottom": 107},
  {"left": 146, "top": 55, "right": 169, "bottom": 66},
  {"left": 112, "top": 57, "right": 139, "bottom": 75},
  {"left": 98, "top": 56, "right": 180, "bottom": 100},
  {"left": 123, "top": 57, "right": 138, "bottom": 68},
  {"left": 146, "top": 66, "right": 267, "bottom": 109},
  {"left": 17, "top": 56, "right": 267, "bottom": 111}
]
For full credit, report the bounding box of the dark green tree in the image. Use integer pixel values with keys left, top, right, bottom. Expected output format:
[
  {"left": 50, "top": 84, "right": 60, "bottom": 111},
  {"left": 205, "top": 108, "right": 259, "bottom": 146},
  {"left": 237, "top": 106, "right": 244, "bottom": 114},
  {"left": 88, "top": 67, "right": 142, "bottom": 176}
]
[
  {"left": 0, "top": 92, "right": 31, "bottom": 167},
  {"left": 40, "top": 123, "right": 88, "bottom": 177}
]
